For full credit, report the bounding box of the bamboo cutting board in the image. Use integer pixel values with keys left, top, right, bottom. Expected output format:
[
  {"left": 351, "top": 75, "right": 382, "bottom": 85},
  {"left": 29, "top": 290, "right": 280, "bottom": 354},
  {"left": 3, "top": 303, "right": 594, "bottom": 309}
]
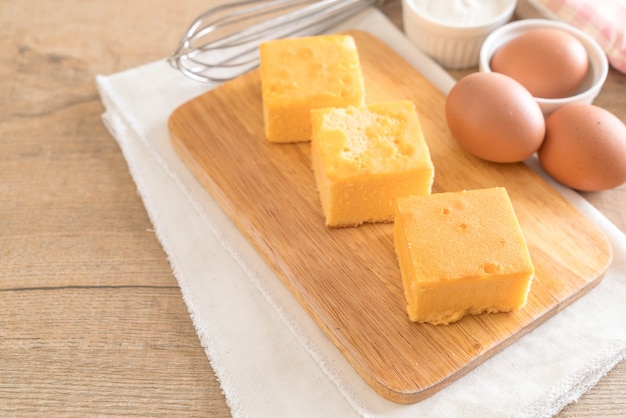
[{"left": 168, "top": 30, "right": 612, "bottom": 404}]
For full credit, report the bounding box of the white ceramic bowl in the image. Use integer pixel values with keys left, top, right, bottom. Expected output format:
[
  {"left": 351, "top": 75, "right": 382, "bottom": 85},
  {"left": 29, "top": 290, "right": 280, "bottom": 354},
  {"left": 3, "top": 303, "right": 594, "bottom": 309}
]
[
  {"left": 402, "top": 0, "right": 517, "bottom": 69},
  {"left": 479, "top": 19, "right": 609, "bottom": 115}
]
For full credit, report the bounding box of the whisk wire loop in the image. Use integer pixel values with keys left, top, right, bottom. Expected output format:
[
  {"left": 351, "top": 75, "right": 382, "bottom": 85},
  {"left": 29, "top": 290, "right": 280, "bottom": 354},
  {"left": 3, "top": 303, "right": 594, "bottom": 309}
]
[{"left": 168, "top": 0, "right": 382, "bottom": 82}]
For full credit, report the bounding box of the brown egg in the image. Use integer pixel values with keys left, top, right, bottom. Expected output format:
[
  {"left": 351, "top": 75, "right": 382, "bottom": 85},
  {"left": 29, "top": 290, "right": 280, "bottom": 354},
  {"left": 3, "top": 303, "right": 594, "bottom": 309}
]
[
  {"left": 445, "top": 72, "right": 545, "bottom": 163},
  {"left": 490, "top": 28, "right": 588, "bottom": 99},
  {"left": 538, "top": 104, "right": 626, "bottom": 191}
]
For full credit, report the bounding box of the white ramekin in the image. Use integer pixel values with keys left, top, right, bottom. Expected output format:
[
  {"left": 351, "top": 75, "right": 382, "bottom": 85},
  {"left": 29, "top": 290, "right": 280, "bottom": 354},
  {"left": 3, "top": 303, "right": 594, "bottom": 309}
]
[
  {"left": 479, "top": 19, "right": 609, "bottom": 116},
  {"left": 402, "top": 0, "right": 517, "bottom": 70}
]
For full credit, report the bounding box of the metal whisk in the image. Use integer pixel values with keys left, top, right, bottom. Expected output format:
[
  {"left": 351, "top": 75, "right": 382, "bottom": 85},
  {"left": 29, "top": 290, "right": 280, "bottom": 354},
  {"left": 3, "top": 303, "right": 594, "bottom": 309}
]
[{"left": 168, "top": 0, "right": 384, "bottom": 83}]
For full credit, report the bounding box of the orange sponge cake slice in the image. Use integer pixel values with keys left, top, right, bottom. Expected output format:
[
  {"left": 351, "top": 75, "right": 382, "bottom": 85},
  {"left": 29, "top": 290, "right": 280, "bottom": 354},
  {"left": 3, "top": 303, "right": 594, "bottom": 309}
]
[
  {"left": 259, "top": 34, "right": 365, "bottom": 143},
  {"left": 311, "top": 101, "right": 434, "bottom": 227},
  {"left": 394, "top": 187, "right": 535, "bottom": 325}
]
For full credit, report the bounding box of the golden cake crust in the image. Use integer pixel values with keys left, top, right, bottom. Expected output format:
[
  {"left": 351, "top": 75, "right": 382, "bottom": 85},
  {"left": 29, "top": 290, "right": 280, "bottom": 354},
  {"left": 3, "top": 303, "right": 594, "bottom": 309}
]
[
  {"left": 311, "top": 101, "right": 434, "bottom": 227},
  {"left": 394, "top": 187, "right": 535, "bottom": 324},
  {"left": 259, "top": 35, "right": 365, "bottom": 143}
]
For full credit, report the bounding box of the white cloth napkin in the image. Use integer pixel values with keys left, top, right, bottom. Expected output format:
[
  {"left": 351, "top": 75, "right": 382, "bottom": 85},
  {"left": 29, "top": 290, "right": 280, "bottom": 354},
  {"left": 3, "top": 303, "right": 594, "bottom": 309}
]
[{"left": 96, "top": 8, "right": 626, "bottom": 418}]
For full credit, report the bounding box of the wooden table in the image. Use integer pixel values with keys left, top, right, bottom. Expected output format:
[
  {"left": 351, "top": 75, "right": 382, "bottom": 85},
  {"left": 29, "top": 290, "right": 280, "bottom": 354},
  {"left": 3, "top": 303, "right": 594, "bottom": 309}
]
[{"left": 2, "top": 1, "right": 624, "bottom": 415}]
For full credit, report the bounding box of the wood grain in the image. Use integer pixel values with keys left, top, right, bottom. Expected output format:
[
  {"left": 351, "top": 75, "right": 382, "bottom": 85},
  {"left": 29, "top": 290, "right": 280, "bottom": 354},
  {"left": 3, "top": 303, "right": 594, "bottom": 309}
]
[
  {"left": 1, "top": 0, "right": 624, "bottom": 415},
  {"left": 168, "top": 30, "right": 612, "bottom": 403}
]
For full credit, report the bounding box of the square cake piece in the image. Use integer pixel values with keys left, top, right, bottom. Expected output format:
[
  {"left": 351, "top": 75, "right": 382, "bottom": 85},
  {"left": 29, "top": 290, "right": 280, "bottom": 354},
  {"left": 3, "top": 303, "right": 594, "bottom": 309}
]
[
  {"left": 259, "top": 34, "right": 365, "bottom": 143},
  {"left": 394, "top": 187, "right": 535, "bottom": 325},
  {"left": 311, "top": 100, "right": 434, "bottom": 227}
]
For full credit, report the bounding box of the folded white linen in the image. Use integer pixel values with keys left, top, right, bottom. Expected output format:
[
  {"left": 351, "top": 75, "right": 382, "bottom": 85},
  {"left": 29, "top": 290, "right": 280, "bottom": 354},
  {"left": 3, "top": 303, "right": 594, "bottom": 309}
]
[{"left": 97, "top": 8, "right": 626, "bottom": 417}]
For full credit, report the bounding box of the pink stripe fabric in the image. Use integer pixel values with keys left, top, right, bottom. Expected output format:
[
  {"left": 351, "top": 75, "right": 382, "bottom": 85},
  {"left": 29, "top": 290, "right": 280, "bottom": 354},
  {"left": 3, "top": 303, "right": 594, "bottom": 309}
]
[{"left": 535, "top": 0, "right": 626, "bottom": 73}]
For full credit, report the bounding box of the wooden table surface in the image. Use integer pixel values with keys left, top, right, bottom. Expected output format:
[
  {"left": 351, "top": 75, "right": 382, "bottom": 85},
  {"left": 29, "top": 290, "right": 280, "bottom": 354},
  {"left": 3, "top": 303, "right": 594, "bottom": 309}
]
[{"left": 2, "top": 0, "right": 624, "bottom": 416}]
